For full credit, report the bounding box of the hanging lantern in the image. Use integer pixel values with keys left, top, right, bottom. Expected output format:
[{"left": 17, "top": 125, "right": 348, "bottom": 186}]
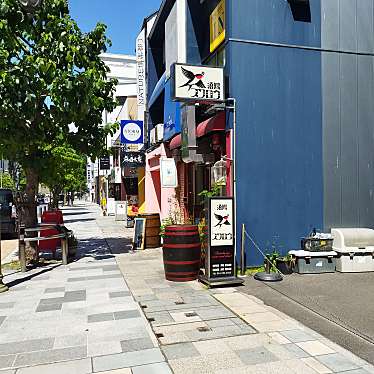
[{"left": 212, "top": 158, "right": 226, "bottom": 185}]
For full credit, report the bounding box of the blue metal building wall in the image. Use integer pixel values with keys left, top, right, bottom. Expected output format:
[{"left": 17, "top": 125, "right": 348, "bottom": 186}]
[{"left": 226, "top": 0, "right": 323, "bottom": 265}]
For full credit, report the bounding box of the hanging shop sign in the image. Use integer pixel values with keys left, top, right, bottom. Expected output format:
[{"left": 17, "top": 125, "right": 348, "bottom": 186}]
[
  {"left": 199, "top": 197, "right": 243, "bottom": 287},
  {"left": 210, "top": 0, "right": 225, "bottom": 53},
  {"left": 99, "top": 156, "right": 110, "bottom": 170},
  {"left": 160, "top": 158, "right": 178, "bottom": 188},
  {"left": 120, "top": 120, "right": 144, "bottom": 145},
  {"left": 121, "top": 151, "right": 145, "bottom": 167},
  {"left": 171, "top": 63, "right": 224, "bottom": 103}
]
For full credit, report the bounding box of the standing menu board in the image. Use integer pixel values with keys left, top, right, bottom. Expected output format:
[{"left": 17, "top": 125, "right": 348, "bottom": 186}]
[{"left": 200, "top": 197, "right": 243, "bottom": 287}]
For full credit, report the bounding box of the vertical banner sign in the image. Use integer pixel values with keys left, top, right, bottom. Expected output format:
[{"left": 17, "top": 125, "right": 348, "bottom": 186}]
[
  {"left": 210, "top": 0, "right": 225, "bottom": 53},
  {"left": 207, "top": 197, "right": 235, "bottom": 278},
  {"left": 120, "top": 120, "right": 144, "bottom": 145},
  {"left": 136, "top": 29, "right": 146, "bottom": 121}
]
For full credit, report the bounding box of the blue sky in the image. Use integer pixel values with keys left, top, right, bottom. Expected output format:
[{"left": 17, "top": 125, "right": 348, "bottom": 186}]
[{"left": 69, "top": 0, "right": 161, "bottom": 55}]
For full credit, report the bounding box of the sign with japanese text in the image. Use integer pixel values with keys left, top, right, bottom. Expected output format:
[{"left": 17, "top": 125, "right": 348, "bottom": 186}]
[
  {"left": 210, "top": 198, "right": 234, "bottom": 247},
  {"left": 136, "top": 29, "right": 146, "bottom": 121},
  {"left": 121, "top": 151, "right": 145, "bottom": 167},
  {"left": 207, "top": 197, "right": 235, "bottom": 279},
  {"left": 210, "top": 0, "right": 225, "bottom": 53},
  {"left": 120, "top": 120, "right": 144, "bottom": 145},
  {"left": 172, "top": 63, "right": 224, "bottom": 103}
]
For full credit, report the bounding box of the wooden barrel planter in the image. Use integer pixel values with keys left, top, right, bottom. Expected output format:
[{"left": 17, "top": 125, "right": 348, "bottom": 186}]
[
  {"left": 137, "top": 213, "right": 161, "bottom": 248},
  {"left": 163, "top": 225, "right": 202, "bottom": 282}
]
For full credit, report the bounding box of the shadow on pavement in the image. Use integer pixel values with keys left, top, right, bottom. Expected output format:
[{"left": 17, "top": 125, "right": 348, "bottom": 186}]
[
  {"left": 4, "top": 264, "right": 61, "bottom": 289},
  {"left": 62, "top": 211, "right": 91, "bottom": 217},
  {"left": 63, "top": 218, "right": 96, "bottom": 224}
]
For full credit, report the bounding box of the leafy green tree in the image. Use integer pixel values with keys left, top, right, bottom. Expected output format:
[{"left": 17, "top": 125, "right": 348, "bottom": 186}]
[
  {"left": 0, "top": 172, "right": 15, "bottom": 190},
  {"left": 40, "top": 145, "right": 86, "bottom": 208},
  {"left": 0, "top": 0, "right": 117, "bottom": 227}
]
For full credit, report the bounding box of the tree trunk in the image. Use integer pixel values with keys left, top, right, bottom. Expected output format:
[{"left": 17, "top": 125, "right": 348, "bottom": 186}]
[
  {"left": 23, "top": 168, "right": 38, "bottom": 228},
  {"left": 51, "top": 186, "right": 61, "bottom": 209},
  {"left": 23, "top": 168, "right": 39, "bottom": 264}
]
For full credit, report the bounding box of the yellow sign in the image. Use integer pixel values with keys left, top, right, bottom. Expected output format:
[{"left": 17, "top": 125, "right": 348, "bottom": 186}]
[{"left": 210, "top": 0, "right": 225, "bottom": 53}]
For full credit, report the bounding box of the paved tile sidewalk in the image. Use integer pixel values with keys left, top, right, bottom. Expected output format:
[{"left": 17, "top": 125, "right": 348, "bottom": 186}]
[
  {"left": 1, "top": 202, "right": 374, "bottom": 374},
  {"left": 0, "top": 203, "right": 170, "bottom": 373}
]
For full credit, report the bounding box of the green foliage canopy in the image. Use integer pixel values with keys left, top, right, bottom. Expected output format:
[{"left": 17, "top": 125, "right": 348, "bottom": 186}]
[
  {"left": 40, "top": 144, "right": 86, "bottom": 195},
  {"left": 0, "top": 0, "right": 118, "bottom": 169},
  {"left": 0, "top": 172, "right": 15, "bottom": 190}
]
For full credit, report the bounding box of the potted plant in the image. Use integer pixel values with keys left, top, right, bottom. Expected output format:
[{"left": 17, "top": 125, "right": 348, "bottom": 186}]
[
  {"left": 264, "top": 250, "right": 294, "bottom": 275},
  {"left": 275, "top": 253, "right": 294, "bottom": 274}
]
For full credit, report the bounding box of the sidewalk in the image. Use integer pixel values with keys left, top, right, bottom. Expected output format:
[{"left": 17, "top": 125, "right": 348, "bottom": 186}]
[{"left": 0, "top": 202, "right": 373, "bottom": 373}]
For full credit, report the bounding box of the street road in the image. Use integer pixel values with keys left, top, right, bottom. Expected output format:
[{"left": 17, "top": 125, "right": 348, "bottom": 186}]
[
  {"left": 0, "top": 238, "right": 17, "bottom": 262},
  {"left": 242, "top": 273, "right": 374, "bottom": 365}
]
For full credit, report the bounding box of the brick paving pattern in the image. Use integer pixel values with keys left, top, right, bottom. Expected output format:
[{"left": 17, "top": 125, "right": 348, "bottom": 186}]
[{"left": 0, "top": 202, "right": 373, "bottom": 373}]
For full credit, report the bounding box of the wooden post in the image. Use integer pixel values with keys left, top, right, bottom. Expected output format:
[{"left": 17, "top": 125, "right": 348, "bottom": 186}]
[
  {"left": 61, "top": 235, "right": 68, "bottom": 266},
  {"left": 19, "top": 225, "right": 27, "bottom": 273}
]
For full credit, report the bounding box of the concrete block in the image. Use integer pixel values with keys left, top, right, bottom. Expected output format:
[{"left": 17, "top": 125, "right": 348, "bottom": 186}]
[
  {"left": 316, "top": 353, "right": 360, "bottom": 372},
  {"left": 162, "top": 342, "right": 200, "bottom": 360},
  {"left": 92, "top": 348, "right": 164, "bottom": 372},
  {"left": 16, "top": 358, "right": 92, "bottom": 374},
  {"left": 131, "top": 362, "right": 173, "bottom": 374},
  {"left": 296, "top": 341, "right": 335, "bottom": 356},
  {"left": 236, "top": 346, "right": 279, "bottom": 365}
]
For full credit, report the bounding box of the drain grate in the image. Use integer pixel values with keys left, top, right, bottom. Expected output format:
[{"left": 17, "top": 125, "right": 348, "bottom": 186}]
[
  {"left": 140, "top": 304, "right": 147, "bottom": 309},
  {"left": 147, "top": 317, "right": 155, "bottom": 322},
  {"left": 185, "top": 312, "right": 198, "bottom": 317},
  {"left": 197, "top": 326, "right": 211, "bottom": 332},
  {"left": 156, "top": 333, "right": 164, "bottom": 338},
  {"left": 175, "top": 301, "right": 185, "bottom": 305}
]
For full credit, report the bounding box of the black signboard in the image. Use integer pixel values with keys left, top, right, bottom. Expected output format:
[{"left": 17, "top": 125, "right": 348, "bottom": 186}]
[
  {"left": 121, "top": 151, "right": 145, "bottom": 167},
  {"left": 99, "top": 156, "right": 110, "bottom": 170},
  {"left": 199, "top": 196, "right": 243, "bottom": 287}
]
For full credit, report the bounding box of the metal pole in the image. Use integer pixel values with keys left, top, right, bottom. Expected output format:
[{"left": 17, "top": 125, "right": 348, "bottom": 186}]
[
  {"left": 61, "top": 235, "right": 68, "bottom": 266},
  {"left": 0, "top": 204, "right": 9, "bottom": 292},
  {"left": 226, "top": 98, "right": 238, "bottom": 274},
  {"left": 19, "top": 225, "right": 26, "bottom": 273},
  {"left": 241, "top": 223, "right": 245, "bottom": 275}
]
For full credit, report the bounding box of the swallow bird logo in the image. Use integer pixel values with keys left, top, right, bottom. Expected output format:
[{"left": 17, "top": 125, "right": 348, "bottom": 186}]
[
  {"left": 179, "top": 66, "right": 206, "bottom": 91},
  {"left": 214, "top": 213, "right": 230, "bottom": 228}
]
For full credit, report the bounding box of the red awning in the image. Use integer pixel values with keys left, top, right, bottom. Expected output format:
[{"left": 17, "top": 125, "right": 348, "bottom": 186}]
[
  {"left": 196, "top": 111, "right": 225, "bottom": 137},
  {"left": 168, "top": 112, "right": 225, "bottom": 150},
  {"left": 169, "top": 134, "right": 181, "bottom": 150}
]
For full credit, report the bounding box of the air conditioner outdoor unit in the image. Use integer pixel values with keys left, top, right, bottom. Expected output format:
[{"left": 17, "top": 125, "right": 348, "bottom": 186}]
[
  {"left": 155, "top": 123, "right": 164, "bottom": 143},
  {"left": 150, "top": 128, "right": 157, "bottom": 145}
]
